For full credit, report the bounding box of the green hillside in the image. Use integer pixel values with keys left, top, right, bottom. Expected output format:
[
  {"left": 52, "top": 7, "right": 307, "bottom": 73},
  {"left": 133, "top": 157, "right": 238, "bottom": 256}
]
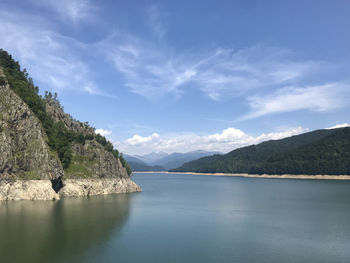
[{"left": 171, "top": 128, "right": 350, "bottom": 175}]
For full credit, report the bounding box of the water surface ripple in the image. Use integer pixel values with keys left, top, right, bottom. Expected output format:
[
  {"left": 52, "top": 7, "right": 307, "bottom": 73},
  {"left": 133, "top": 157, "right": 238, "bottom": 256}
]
[{"left": 1, "top": 173, "right": 349, "bottom": 263}]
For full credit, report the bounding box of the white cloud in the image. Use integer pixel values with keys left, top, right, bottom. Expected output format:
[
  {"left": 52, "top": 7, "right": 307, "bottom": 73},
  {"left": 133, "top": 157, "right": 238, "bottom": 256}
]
[
  {"left": 126, "top": 133, "right": 160, "bottom": 145},
  {"left": 95, "top": 129, "right": 112, "bottom": 136},
  {"left": 327, "top": 123, "right": 350, "bottom": 129},
  {"left": 116, "top": 127, "right": 308, "bottom": 155},
  {"left": 242, "top": 83, "right": 350, "bottom": 120}
]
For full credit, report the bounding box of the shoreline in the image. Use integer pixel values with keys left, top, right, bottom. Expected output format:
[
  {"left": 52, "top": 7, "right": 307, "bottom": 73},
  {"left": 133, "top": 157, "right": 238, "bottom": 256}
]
[
  {"left": 0, "top": 178, "right": 141, "bottom": 201},
  {"left": 133, "top": 171, "right": 350, "bottom": 180}
]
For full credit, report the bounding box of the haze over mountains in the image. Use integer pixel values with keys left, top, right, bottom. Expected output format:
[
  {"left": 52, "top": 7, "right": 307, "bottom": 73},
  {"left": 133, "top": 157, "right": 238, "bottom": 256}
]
[{"left": 125, "top": 150, "right": 221, "bottom": 171}]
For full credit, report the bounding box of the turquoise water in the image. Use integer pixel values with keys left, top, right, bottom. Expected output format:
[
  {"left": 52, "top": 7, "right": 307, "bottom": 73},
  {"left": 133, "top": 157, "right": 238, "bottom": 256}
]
[{"left": 1, "top": 173, "right": 350, "bottom": 262}]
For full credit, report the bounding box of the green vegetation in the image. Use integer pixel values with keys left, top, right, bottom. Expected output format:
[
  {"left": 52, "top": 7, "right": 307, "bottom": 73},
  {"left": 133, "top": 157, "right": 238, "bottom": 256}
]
[
  {"left": 120, "top": 154, "right": 132, "bottom": 175},
  {"left": 0, "top": 76, "right": 6, "bottom": 85},
  {"left": 24, "top": 170, "right": 42, "bottom": 180},
  {"left": 65, "top": 155, "right": 94, "bottom": 178},
  {"left": 171, "top": 128, "right": 350, "bottom": 175},
  {"left": 0, "top": 49, "right": 132, "bottom": 175}
]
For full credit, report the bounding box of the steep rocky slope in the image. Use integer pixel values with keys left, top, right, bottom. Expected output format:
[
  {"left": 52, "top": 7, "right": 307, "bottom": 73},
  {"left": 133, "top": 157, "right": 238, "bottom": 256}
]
[
  {"left": 0, "top": 50, "right": 140, "bottom": 200},
  {"left": 45, "top": 97, "right": 130, "bottom": 180},
  {"left": 0, "top": 68, "right": 63, "bottom": 181}
]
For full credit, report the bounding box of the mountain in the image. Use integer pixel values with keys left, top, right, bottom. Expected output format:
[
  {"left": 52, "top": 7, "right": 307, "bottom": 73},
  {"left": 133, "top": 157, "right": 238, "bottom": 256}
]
[
  {"left": 171, "top": 128, "right": 350, "bottom": 175},
  {"left": 0, "top": 49, "right": 140, "bottom": 200},
  {"left": 127, "top": 162, "right": 165, "bottom": 172},
  {"left": 133, "top": 152, "right": 169, "bottom": 164},
  {"left": 126, "top": 150, "right": 221, "bottom": 171},
  {"left": 124, "top": 154, "right": 147, "bottom": 164},
  {"left": 124, "top": 155, "right": 165, "bottom": 171},
  {"left": 152, "top": 150, "right": 222, "bottom": 170}
]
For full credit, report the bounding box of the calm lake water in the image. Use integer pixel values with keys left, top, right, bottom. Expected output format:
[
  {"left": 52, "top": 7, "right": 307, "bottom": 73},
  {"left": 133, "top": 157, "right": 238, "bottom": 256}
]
[{"left": 1, "top": 173, "right": 350, "bottom": 263}]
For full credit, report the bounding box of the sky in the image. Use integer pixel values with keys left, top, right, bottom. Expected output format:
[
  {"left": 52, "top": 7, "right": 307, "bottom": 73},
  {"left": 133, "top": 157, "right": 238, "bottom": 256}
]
[{"left": 1, "top": 0, "right": 350, "bottom": 155}]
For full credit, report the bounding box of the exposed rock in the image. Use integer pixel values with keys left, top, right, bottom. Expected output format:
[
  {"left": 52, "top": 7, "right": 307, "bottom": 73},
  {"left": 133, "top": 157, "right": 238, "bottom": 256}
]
[
  {"left": 45, "top": 94, "right": 131, "bottom": 180},
  {"left": 67, "top": 140, "right": 129, "bottom": 179},
  {"left": 0, "top": 180, "right": 60, "bottom": 200},
  {"left": 59, "top": 178, "right": 141, "bottom": 197},
  {"left": 45, "top": 97, "right": 95, "bottom": 136},
  {"left": 0, "top": 61, "right": 141, "bottom": 200},
  {"left": 0, "top": 68, "right": 64, "bottom": 180}
]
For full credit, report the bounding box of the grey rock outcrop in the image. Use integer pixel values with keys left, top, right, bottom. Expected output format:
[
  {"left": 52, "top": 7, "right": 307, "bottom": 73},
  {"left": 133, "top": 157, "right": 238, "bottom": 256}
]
[
  {"left": 0, "top": 177, "right": 141, "bottom": 200},
  {"left": 0, "top": 68, "right": 63, "bottom": 180},
  {"left": 59, "top": 178, "right": 141, "bottom": 197},
  {"left": 68, "top": 140, "right": 129, "bottom": 179},
  {"left": 45, "top": 97, "right": 95, "bottom": 136},
  {"left": 0, "top": 180, "right": 60, "bottom": 200},
  {"left": 45, "top": 98, "right": 130, "bottom": 180},
  {"left": 0, "top": 64, "right": 141, "bottom": 200}
]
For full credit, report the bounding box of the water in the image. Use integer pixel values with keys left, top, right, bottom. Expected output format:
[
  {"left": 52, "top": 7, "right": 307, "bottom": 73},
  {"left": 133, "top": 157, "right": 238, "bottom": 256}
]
[{"left": 1, "top": 173, "right": 350, "bottom": 263}]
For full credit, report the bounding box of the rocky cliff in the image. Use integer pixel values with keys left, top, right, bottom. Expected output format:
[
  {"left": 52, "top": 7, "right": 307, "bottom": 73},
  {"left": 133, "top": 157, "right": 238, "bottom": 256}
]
[
  {"left": 45, "top": 97, "right": 95, "bottom": 136},
  {"left": 45, "top": 97, "right": 130, "bottom": 180},
  {"left": 0, "top": 50, "right": 140, "bottom": 200},
  {"left": 0, "top": 68, "right": 63, "bottom": 181}
]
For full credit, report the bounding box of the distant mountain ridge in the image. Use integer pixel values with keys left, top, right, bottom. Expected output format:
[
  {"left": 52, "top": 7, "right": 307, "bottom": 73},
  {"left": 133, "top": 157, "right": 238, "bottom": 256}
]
[
  {"left": 152, "top": 150, "right": 221, "bottom": 170},
  {"left": 124, "top": 154, "right": 166, "bottom": 171},
  {"left": 171, "top": 127, "right": 350, "bottom": 175},
  {"left": 133, "top": 152, "right": 169, "bottom": 164},
  {"left": 125, "top": 150, "right": 221, "bottom": 171}
]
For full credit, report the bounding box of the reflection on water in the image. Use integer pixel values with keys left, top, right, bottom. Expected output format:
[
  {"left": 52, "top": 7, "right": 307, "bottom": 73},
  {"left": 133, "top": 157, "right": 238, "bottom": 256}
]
[
  {"left": 1, "top": 174, "right": 350, "bottom": 263},
  {"left": 0, "top": 194, "right": 133, "bottom": 263}
]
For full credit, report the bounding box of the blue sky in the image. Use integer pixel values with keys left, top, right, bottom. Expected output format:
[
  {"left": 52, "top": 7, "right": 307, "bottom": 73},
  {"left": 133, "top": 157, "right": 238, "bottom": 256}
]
[{"left": 1, "top": 0, "right": 349, "bottom": 154}]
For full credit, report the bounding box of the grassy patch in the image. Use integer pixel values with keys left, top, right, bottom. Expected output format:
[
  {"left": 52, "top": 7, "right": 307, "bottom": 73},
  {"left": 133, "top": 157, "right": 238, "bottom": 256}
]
[
  {"left": 65, "top": 155, "right": 95, "bottom": 178},
  {"left": 23, "top": 170, "right": 41, "bottom": 180}
]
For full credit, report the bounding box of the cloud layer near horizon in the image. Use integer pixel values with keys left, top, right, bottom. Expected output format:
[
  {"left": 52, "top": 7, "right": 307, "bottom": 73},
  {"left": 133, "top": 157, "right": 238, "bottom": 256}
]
[{"left": 114, "top": 126, "right": 308, "bottom": 155}]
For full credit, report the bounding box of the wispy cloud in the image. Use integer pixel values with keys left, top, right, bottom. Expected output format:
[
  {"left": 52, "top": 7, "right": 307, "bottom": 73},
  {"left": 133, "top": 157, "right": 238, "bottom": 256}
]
[
  {"left": 242, "top": 83, "right": 350, "bottom": 120},
  {"left": 30, "top": 0, "right": 94, "bottom": 22},
  {"left": 0, "top": 5, "right": 112, "bottom": 97},
  {"left": 97, "top": 33, "right": 194, "bottom": 99},
  {"left": 148, "top": 5, "right": 167, "bottom": 39},
  {"left": 100, "top": 37, "right": 327, "bottom": 101},
  {"left": 116, "top": 126, "right": 308, "bottom": 155}
]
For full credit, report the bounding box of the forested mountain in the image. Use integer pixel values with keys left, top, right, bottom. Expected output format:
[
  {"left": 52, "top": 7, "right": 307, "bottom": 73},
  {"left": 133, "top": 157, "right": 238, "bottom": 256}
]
[{"left": 171, "top": 128, "right": 350, "bottom": 175}]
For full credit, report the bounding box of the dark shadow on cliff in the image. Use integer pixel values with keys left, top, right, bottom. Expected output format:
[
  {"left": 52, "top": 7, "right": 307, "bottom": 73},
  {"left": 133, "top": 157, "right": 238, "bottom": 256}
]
[
  {"left": 0, "top": 193, "right": 136, "bottom": 263},
  {"left": 51, "top": 176, "right": 64, "bottom": 193}
]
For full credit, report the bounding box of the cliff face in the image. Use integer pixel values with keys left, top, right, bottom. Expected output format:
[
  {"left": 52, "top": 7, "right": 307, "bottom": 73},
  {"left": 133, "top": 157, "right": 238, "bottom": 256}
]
[
  {"left": 0, "top": 68, "right": 63, "bottom": 180},
  {"left": 69, "top": 141, "right": 129, "bottom": 179},
  {"left": 45, "top": 98, "right": 95, "bottom": 136},
  {"left": 45, "top": 97, "right": 130, "bottom": 180},
  {"left": 0, "top": 50, "right": 140, "bottom": 200}
]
